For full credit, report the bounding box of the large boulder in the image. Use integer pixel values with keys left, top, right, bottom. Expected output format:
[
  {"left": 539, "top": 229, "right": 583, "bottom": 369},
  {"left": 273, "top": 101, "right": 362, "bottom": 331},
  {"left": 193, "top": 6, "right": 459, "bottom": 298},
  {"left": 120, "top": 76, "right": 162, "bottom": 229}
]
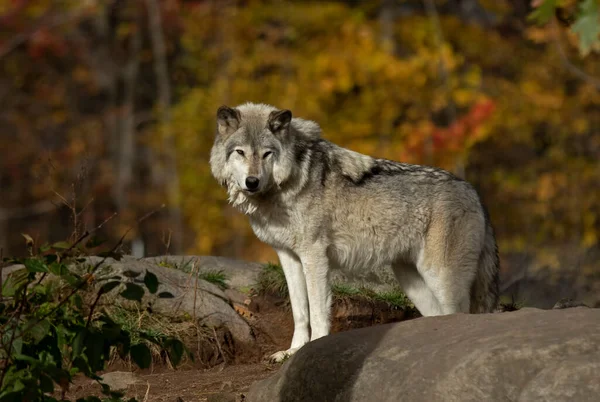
[
  {"left": 246, "top": 307, "right": 600, "bottom": 402},
  {"left": 143, "top": 255, "right": 263, "bottom": 290},
  {"left": 77, "top": 256, "right": 256, "bottom": 345}
]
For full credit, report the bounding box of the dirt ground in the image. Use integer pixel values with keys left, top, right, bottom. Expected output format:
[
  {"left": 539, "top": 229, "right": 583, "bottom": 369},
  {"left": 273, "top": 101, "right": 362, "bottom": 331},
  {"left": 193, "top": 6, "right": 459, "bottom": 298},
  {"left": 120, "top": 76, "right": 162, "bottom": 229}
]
[{"left": 64, "top": 293, "right": 412, "bottom": 401}]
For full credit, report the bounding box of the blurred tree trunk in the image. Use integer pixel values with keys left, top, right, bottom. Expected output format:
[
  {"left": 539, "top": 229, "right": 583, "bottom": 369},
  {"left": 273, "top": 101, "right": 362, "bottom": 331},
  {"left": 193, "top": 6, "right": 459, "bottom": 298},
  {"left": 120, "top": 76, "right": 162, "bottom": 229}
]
[
  {"left": 114, "top": 7, "right": 142, "bottom": 215},
  {"left": 145, "top": 0, "right": 183, "bottom": 254}
]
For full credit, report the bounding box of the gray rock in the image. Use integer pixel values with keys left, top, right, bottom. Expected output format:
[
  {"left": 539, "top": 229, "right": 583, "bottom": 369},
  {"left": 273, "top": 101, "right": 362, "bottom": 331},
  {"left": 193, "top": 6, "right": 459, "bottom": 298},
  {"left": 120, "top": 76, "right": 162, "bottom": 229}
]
[
  {"left": 1, "top": 263, "right": 25, "bottom": 283},
  {"left": 77, "top": 257, "right": 254, "bottom": 344},
  {"left": 247, "top": 307, "right": 600, "bottom": 402},
  {"left": 143, "top": 255, "right": 263, "bottom": 290},
  {"left": 98, "top": 371, "right": 138, "bottom": 391}
]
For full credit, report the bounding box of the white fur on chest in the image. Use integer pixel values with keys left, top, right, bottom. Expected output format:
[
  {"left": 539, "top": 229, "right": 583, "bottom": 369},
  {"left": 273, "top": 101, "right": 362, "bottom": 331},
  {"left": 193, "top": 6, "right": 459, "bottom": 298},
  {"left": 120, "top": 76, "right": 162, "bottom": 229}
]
[{"left": 249, "top": 206, "right": 302, "bottom": 251}]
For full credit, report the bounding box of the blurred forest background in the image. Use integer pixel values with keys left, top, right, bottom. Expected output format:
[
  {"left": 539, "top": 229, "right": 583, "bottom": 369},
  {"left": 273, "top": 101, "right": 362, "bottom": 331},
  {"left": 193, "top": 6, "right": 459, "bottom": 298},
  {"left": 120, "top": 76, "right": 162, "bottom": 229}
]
[{"left": 1, "top": 0, "right": 599, "bottom": 306}]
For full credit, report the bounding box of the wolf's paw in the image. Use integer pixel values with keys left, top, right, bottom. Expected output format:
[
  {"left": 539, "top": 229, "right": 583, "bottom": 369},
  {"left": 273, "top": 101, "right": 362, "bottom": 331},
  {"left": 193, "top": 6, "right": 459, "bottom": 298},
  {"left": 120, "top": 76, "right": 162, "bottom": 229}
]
[{"left": 268, "top": 348, "right": 299, "bottom": 363}]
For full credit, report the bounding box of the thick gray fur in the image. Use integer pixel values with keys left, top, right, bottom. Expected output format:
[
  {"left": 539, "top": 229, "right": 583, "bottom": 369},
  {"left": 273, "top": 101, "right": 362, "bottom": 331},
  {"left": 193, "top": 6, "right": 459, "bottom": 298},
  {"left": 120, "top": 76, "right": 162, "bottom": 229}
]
[{"left": 210, "top": 102, "right": 500, "bottom": 362}]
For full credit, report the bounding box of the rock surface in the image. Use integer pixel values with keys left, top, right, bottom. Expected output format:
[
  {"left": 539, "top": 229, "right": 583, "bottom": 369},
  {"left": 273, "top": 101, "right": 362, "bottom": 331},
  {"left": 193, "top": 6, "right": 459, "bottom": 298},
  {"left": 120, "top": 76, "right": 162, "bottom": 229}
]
[
  {"left": 143, "top": 255, "right": 263, "bottom": 290},
  {"left": 2, "top": 255, "right": 263, "bottom": 345},
  {"left": 98, "top": 371, "right": 138, "bottom": 391},
  {"left": 246, "top": 307, "right": 600, "bottom": 402},
  {"left": 83, "top": 256, "right": 256, "bottom": 345}
]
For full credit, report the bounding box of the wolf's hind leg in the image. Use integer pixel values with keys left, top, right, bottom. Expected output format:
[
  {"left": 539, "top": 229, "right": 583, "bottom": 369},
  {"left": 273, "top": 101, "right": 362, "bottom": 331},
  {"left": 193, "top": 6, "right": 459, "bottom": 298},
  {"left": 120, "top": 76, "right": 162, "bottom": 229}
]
[
  {"left": 417, "top": 265, "right": 472, "bottom": 314},
  {"left": 269, "top": 249, "right": 310, "bottom": 363},
  {"left": 392, "top": 262, "right": 444, "bottom": 316}
]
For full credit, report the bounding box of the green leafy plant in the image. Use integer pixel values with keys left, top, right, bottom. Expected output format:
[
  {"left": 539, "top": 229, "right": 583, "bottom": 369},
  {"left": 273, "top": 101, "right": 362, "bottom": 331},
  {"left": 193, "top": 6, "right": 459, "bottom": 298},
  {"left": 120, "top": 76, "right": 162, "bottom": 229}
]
[
  {"left": 0, "top": 238, "right": 184, "bottom": 402},
  {"left": 529, "top": 0, "right": 600, "bottom": 56}
]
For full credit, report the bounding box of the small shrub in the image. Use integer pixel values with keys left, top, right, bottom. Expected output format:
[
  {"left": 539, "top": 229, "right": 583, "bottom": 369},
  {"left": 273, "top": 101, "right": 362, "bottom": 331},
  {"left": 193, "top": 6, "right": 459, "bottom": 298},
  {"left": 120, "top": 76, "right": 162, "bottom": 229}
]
[{"left": 0, "top": 239, "right": 185, "bottom": 402}]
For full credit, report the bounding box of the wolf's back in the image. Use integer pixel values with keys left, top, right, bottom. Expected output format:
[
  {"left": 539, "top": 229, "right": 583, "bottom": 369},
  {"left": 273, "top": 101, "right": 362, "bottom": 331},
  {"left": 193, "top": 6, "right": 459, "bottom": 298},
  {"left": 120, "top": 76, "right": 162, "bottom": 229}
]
[{"left": 470, "top": 217, "right": 500, "bottom": 313}]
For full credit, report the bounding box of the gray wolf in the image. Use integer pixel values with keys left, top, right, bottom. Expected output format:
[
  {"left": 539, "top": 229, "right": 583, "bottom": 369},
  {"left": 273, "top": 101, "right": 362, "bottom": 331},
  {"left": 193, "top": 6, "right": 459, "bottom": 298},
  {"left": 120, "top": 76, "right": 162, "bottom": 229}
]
[{"left": 210, "top": 102, "right": 500, "bottom": 362}]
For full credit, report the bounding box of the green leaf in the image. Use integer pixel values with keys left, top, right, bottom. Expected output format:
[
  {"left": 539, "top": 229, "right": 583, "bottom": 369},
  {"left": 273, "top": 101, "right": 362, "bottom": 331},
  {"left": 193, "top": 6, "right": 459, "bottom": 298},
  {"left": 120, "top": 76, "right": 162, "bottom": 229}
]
[
  {"left": 120, "top": 283, "right": 145, "bottom": 301},
  {"left": 130, "top": 343, "right": 152, "bottom": 369},
  {"left": 1, "top": 268, "right": 28, "bottom": 297},
  {"left": 166, "top": 338, "right": 185, "bottom": 367},
  {"left": 72, "top": 356, "right": 91, "bottom": 376},
  {"left": 12, "top": 338, "right": 23, "bottom": 355},
  {"left": 100, "top": 321, "right": 121, "bottom": 341},
  {"left": 24, "top": 318, "right": 51, "bottom": 344},
  {"left": 48, "top": 262, "right": 68, "bottom": 276},
  {"left": 100, "top": 281, "right": 121, "bottom": 293},
  {"left": 72, "top": 293, "right": 84, "bottom": 309},
  {"left": 24, "top": 259, "right": 48, "bottom": 273},
  {"left": 13, "top": 353, "right": 39, "bottom": 364},
  {"left": 0, "top": 391, "right": 25, "bottom": 402},
  {"left": 44, "top": 254, "right": 58, "bottom": 264},
  {"left": 158, "top": 291, "right": 174, "bottom": 299},
  {"left": 51, "top": 241, "right": 71, "bottom": 250},
  {"left": 571, "top": 0, "right": 600, "bottom": 56},
  {"left": 72, "top": 329, "right": 87, "bottom": 356},
  {"left": 39, "top": 373, "right": 54, "bottom": 393},
  {"left": 21, "top": 233, "right": 34, "bottom": 246},
  {"left": 528, "top": 0, "right": 558, "bottom": 25},
  {"left": 85, "top": 236, "right": 105, "bottom": 249},
  {"left": 143, "top": 270, "right": 159, "bottom": 294},
  {"left": 84, "top": 332, "right": 106, "bottom": 372}
]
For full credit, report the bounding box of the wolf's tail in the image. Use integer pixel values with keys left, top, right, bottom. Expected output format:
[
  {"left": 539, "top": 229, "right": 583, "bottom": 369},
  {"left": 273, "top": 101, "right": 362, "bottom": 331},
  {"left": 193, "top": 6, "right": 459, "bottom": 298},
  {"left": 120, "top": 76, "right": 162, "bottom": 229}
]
[{"left": 470, "top": 218, "right": 500, "bottom": 313}]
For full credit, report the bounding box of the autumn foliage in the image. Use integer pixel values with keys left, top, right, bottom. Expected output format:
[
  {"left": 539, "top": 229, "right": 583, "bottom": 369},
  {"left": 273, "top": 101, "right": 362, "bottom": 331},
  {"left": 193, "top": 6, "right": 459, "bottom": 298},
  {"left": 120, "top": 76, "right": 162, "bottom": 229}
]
[{"left": 1, "top": 0, "right": 599, "bottom": 272}]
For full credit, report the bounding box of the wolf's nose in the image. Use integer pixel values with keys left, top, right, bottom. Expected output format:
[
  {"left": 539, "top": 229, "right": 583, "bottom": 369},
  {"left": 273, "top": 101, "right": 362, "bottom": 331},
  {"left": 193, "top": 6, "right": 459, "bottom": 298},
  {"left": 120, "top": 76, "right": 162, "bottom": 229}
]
[{"left": 245, "top": 176, "right": 260, "bottom": 191}]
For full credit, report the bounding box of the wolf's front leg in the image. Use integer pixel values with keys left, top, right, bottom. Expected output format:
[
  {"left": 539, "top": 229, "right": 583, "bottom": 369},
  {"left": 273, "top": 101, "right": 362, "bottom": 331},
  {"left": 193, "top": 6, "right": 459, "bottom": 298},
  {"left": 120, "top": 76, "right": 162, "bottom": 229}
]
[
  {"left": 269, "top": 249, "right": 310, "bottom": 363},
  {"left": 301, "top": 249, "right": 332, "bottom": 341}
]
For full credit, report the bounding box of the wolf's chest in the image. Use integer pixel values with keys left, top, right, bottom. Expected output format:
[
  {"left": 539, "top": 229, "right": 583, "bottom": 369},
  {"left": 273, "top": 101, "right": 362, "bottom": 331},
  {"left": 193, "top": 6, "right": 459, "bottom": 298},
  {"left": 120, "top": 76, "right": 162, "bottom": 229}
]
[{"left": 248, "top": 212, "right": 301, "bottom": 250}]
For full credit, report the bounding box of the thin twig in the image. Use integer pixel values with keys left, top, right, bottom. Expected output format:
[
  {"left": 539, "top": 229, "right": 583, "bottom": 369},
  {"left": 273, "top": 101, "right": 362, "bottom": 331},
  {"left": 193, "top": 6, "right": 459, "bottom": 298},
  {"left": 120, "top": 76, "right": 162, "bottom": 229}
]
[
  {"left": 143, "top": 381, "right": 151, "bottom": 402},
  {"left": 85, "top": 289, "right": 105, "bottom": 328},
  {"left": 212, "top": 326, "right": 227, "bottom": 366},
  {"left": 192, "top": 261, "right": 198, "bottom": 323},
  {"left": 9, "top": 206, "right": 164, "bottom": 338}
]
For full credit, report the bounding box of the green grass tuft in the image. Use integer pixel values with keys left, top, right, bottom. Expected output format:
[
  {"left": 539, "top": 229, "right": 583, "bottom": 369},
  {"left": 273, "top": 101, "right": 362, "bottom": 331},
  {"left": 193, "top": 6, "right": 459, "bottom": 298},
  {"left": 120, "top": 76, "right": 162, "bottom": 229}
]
[
  {"left": 256, "top": 262, "right": 288, "bottom": 297},
  {"left": 372, "top": 288, "right": 413, "bottom": 309},
  {"left": 198, "top": 269, "right": 228, "bottom": 290},
  {"left": 256, "top": 263, "right": 414, "bottom": 310}
]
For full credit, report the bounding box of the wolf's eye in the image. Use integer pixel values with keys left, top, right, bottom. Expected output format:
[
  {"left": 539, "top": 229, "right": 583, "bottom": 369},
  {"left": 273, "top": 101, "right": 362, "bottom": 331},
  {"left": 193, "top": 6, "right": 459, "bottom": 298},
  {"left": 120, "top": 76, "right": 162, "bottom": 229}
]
[
  {"left": 263, "top": 151, "right": 273, "bottom": 159},
  {"left": 236, "top": 149, "right": 244, "bottom": 156}
]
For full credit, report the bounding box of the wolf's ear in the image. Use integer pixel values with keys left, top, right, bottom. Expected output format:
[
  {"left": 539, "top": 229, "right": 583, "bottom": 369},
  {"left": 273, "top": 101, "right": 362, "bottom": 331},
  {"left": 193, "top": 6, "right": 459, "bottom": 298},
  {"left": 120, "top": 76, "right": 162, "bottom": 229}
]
[
  {"left": 217, "top": 105, "right": 240, "bottom": 136},
  {"left": 268, "top": 109, "right": 292, "bottom": 135}
]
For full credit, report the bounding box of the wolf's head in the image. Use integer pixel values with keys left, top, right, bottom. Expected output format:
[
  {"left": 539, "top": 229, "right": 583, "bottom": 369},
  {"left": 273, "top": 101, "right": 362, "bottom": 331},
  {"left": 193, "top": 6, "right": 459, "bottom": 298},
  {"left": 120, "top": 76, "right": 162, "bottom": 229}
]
[{"left": 209, "top": 102, "right": 320, "bottom": 214}]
